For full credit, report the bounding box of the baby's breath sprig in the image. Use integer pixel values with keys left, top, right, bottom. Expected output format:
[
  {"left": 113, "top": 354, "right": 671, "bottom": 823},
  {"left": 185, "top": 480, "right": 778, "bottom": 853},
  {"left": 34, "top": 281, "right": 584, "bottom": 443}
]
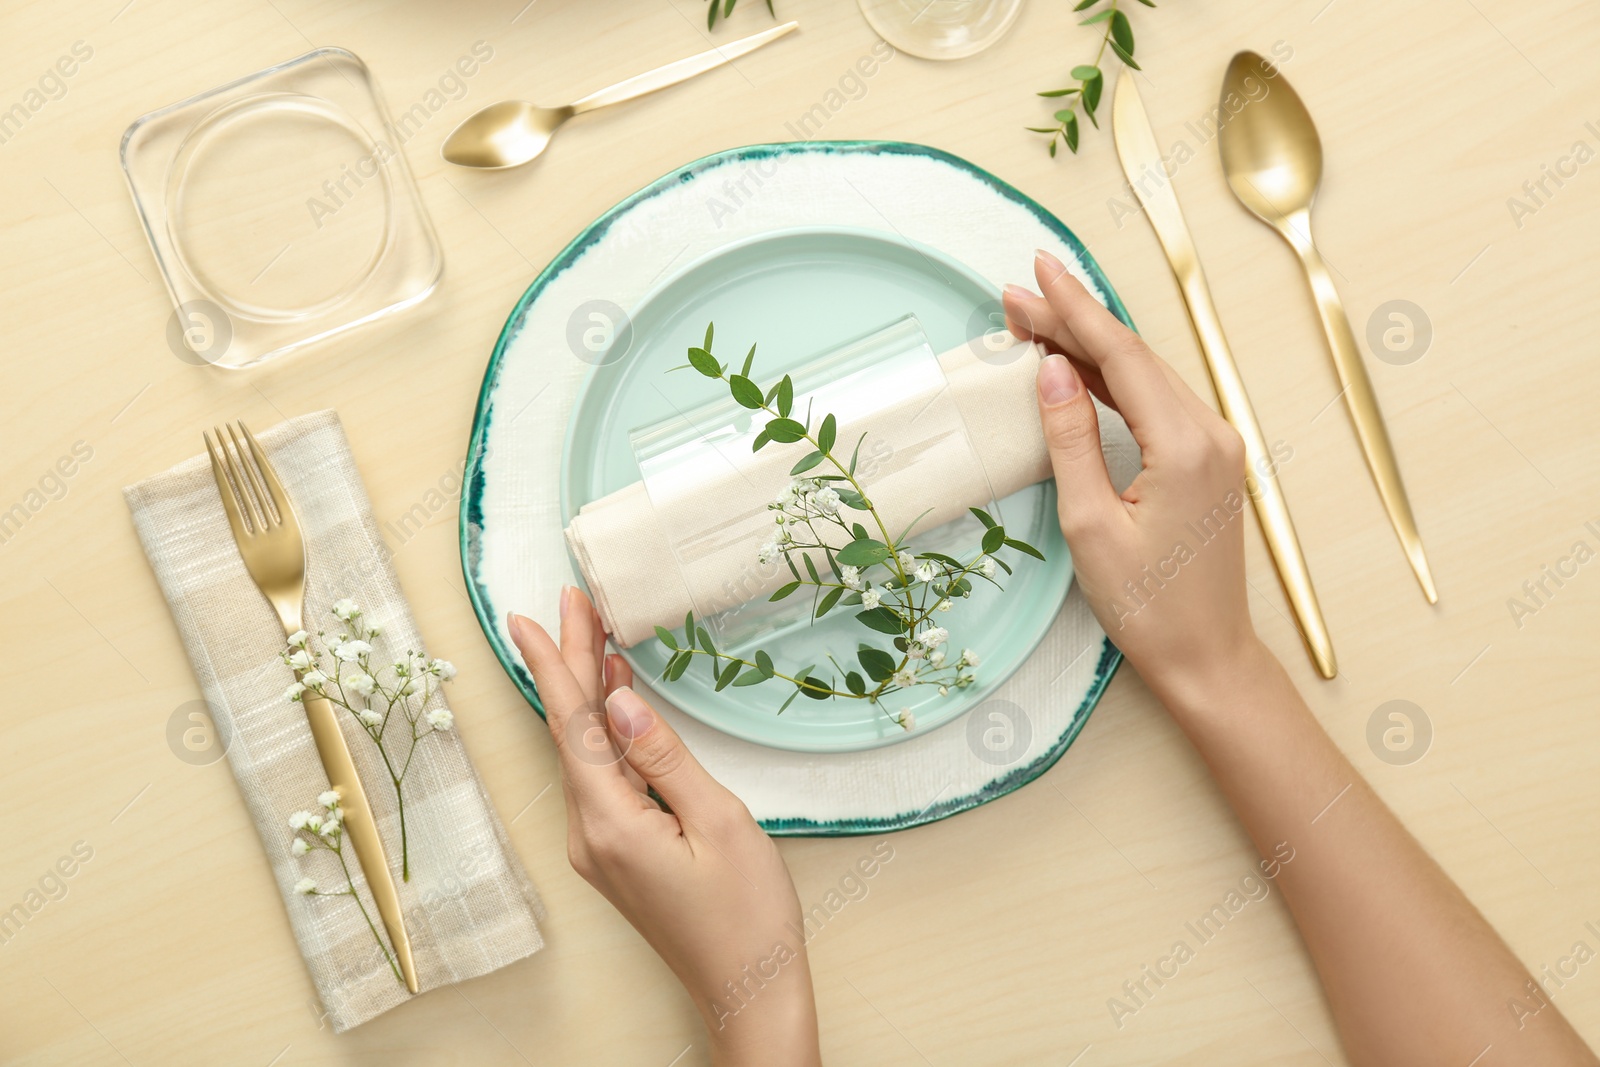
[
  {"left": 655, "top": 323, "right": 1044, "bottom": 731},
  {"left": 288, "top": 793, "right": 403, "bottom": 987},
  {"left": 282, "top": 600, "right": 457, "bottom": 881},
  {"left": 706, "top": 0, "right": 775, "bottom": 30},
  {"left": 1028, "top": 0, "right": 1153, "bottom": 157}
]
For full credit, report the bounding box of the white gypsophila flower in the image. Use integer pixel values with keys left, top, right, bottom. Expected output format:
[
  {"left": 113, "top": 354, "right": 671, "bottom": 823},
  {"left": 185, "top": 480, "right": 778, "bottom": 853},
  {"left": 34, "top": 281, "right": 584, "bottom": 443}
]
[
  {"left": 291, "top": 838, "right": 310, "bottom": 857},
  {"left": 287, "top": 630, "right": 309, "bottom": 648},
  {"left": 938, "top": 685, "right": 949, "bottom": 697},
  {"left": 891, "top": 668, "right": 916, "bottom": 689},
  {"left": 400, "top": 677, "right": 423, "bottom": 696},
  {"left": 772, "top": 510, "right": 785, "bottom": 526},
  {"left": 861, "top": 589, "right": 882, "bottom": 610},
  {"left": 286, "top": 649, "right": 312, "bottom": 670},
  {"left": 979, "top": 557, "right": 997, "bottom": 579},
  {"left": 317, "top": 790, "right": 340, "bottom": 809},
  {"left": 331, "top": 598, "right": 359, "bottom": 621},
  {"left": 346, "top": 673, "right": 376, "bottom": 696},
  {"left": 905, "top": 644, "right": 924, "bottom": 660},
  {"left": 326, "top": 632, "right": 345, "bottom": 649},
  {"left": 758, "top": 541, "right": 779, "bottom": 565},
  {"left": 896, "top": 551, "right": 916, "bottom": 571},
  {"left": 288, "top": 810, "right": 311, "bottom": 830},
  {"left": 358, "top": 708, "right": 382, "bottom": 726},
  {"left": 917, "top": 626, "right": 949, "bottom": 648},
  {"left": 366, "top": 623, "right": 383, "bottom": 638},
  {"left": 430, "top": 659, "right": 457, "bottom": 681},
  {"left": 774, "top": 485, "right": 797, "bottom": 507},
  {"left": 302, "top": 670, "right": 328, "bottom": 690},
  {"left": 333, "top": 640, "right": 372, "bottom": 662},
  {"left": 427, "top": 707, "right": 454, "bottom": 731},
  {"left": 294, "top": 877, "right": 317, "bottom": 895},
  {"left": 897, "top": 710, "right": 916, "bottom": 731},
  {"left": 936, "top": 598, "right": 952, "bottom": 613},
  {"left": 813, "top": 487, "right": 842, "bottom": 516},
  {"left": 393, "top": 659, "right": 410, "bottom": 677},
  {"left": 961, "top": 648, "right": 981, "bottom": 667},
  {"left": 929, "top": 649, "right": 946, "bottom": 668},
  {"left": 914, "top": 561, "right": 937, "bottom": 583},
  {"left": 319, "top": 817, "right": 339, "bottom": 838},
  {"left": 285, "top": 681, "right": 307, "bottom": 703},
  {"left": 841, "top": 565, "right": 862, "bottom": 590},
  {"left": 792, "top": 477, "right": 819, "bottom": 495},
  {"left": 305, "top": 814, "right": 323, "bottom": 832}
]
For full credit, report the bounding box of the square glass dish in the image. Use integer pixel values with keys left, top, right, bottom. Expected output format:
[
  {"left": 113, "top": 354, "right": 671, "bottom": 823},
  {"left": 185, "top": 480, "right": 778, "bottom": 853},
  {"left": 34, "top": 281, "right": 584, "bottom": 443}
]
[{"left": 121, "top": 47, "right": 443, "bottom": 369}]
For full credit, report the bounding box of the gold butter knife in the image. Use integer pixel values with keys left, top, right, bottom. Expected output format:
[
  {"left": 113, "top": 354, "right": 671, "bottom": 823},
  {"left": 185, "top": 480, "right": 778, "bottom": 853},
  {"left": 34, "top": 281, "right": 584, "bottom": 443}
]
[
  {"left": 1110, "top": 73, "right": 1337, "bottom": 679},
  {"left": 206, "top": 422, "right": 420, "bottom": 993}
]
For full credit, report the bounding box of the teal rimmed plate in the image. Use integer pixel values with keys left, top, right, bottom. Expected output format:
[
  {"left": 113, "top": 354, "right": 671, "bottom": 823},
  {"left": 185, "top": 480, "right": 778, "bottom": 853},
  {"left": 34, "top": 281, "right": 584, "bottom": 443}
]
[{"left": 462, "top": 141, "right": 1141, "bottom": 835}]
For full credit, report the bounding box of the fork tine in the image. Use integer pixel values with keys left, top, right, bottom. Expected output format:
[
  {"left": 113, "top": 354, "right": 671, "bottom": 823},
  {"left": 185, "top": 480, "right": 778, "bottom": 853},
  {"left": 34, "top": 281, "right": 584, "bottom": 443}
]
[
  {"left": 217, "top": 424, "right": 267, "bottom": 532},
  {"left": 226, "top": 422, "right": 276, "bottom": 528},
  {"left": 238, "top": 421, "right": 293, "bottom": 528},
  {"left": 205, "top": 430, "right": 252, "bottom": 542}
]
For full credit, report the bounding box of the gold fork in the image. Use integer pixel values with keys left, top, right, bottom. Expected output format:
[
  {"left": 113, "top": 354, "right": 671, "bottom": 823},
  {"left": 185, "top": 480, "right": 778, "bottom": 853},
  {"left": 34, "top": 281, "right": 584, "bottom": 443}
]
[{"left": 205, "top": 421, "right": 420, "bottom": 994}]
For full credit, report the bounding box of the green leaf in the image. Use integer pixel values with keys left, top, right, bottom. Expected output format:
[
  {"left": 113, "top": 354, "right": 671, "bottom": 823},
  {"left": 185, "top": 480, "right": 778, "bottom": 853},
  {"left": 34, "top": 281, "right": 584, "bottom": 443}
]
[
  {"left": 1083, "top": 74, "right": 1102, "bottom": 114},
  {"left": 687, "top": 347, "right": 721, "bottom": 378},
  {"left": 1053, "top": 109, "right": 1076, "bottom": 124},
  {"left": 714, "top": 660, "right": 741, "bottom": 691},
  {"left": 817, "top": 413, "right": 837, "bottom": 453},
  {"left": 845, "top": 671, "right": 866, "bottom": 696},
  {"left": 654, "top": 625, "right": 678, "bottom": 650},
  {"left": 836, "top": 489, "right": 867, "bottom": 511},
  {"left": 893, "top": 636, "right": 910, "bottom": 652},
  {"left": 1072, "top": 0, "right": 1100, "bottom": 9},
  {"left": 1005, "top": 537, "right": 1046, "bottom": 561},
  {"left": 790, "top": 450, "right": 824, "bottom": 475},
  {"left": 1036, "top": 89, "right": 1077, "bottom": 98},
  {"left": 729, "top": 374, "right": 765, "bottom": 409},
  {"left": 755, "top": 650, "right": 775, "bottom": 678},
  {"left": 858, "top": 646, "right": 896, "bottom": 682},
  {"left": 800, "top": 677, "right": 832, "bottom": 700},
  {"left": 981, "top": 526, "right": 1007, "bottom": 555},
  {"left": 1048, "top": 139, "right": 1057, "bottom": 158},
  {"left": 970, "top": 507, "right": 997, "bottom": 529},
  {"left": 770, "top": 580, "right": 802, "bottom": 602},
  {"left": 685, "top": 610, "right": 694, "bottom": 638},
  {"left": 1064, "top": 111, "right": 1080, "bottom": 152},
  {"left": 732, "top": 668, "right": 767, "bottom": 687},
  {"left": 1071, "top": 64, "right": 1101, "bottom": 81},
  {"left": 751, "top": 428, "right": 772, "bottom": 452},
  {"left": 1109, "top": 39, "right": 1141, "bottom": 69},
  {"left": 666, "top": 650, "right": 693, "bottom": 681},
  {"left": 836, "top": 538, "right": 890, "bottom": 567},
  {"left": 895, "top": 508, "right": 934, "bottom": 546},
  {"left": 950, "top": 577, "right": 972, "bottom": 596},
  {"left": 704, "top": 321, "right": 715, "bottom": 351},
  {"left": 766, "top": 417, "right": 806, "bottom": 443},
  {"left": 851, "top": 522, "right": 870, "bottom": 542},
  {"left": 741, "top": 343, "right": 756, "bottom": 378},
  {"left": 1110, "top": 10, "right": 1134, "bottom": 54},
  {"left": 777, "top": 689, "right": 800, "bottom": 714},
  {"left": 816, "top": 587, "right": 845, "bottom": 618},
  {"left": 1136, "top": 0, "right": 1156, "bottom": 6},
  {"left": 1080, "top": 9, "right": 1112, "bottom": 24},
  {"left": 855, "top": 607, "right": 903, "bottom": 635},
  {"left": 848, "top": 432, "right": 867, "bottom": 475},
  {"left": 802, "top": 553, "right": 821, "bottom": 584},
  {"left": 992, "top": 556, "right": 1013, "bottom": 575},
  {"left": 696, "top": 626, "right": 717, "bottom": 658},
  {"left": 776, "top": 375, "right": 794, "bottom": 418}
]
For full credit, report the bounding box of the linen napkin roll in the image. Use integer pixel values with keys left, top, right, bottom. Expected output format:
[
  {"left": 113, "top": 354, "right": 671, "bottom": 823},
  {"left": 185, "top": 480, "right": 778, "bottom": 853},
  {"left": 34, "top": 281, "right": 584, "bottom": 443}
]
[
  {"left": 568, "top": 338, "right": 1069, "bottom": 648},
  {"left": 125, "top": 410, "right": 543, "bottom": 1032}
]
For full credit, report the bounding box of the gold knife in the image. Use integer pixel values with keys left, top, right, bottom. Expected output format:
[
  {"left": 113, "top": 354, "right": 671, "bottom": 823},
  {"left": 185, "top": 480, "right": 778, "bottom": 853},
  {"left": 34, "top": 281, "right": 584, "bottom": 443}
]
[{"left": 1110, "top": 74, "right": 1337, "bottom": 679}]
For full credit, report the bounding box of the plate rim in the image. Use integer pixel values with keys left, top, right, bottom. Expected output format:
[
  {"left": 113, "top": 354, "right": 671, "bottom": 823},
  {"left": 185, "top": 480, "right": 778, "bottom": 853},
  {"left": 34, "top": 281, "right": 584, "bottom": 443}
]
[{"left": 460, "top": 140, "right": 1133, "bottom": 834}]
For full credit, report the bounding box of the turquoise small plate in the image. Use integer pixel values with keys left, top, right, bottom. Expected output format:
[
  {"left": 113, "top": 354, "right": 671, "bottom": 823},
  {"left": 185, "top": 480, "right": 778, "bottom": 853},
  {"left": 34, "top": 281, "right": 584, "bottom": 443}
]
[{"left": 559, "top": 226, "right": 1072, "bottom": 752}]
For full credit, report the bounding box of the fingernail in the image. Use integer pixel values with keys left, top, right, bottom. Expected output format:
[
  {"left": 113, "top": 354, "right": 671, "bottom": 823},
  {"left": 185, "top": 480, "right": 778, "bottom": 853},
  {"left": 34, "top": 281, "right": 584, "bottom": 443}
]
[
  {"left": 602, "top": 653, "right": 619, "bottom": 689},
  {"left": 1003, "top": 283, "right": 1033, "bottom": 301},
  {"left": 506, "top": 612, "right": 527, "bottom": 642},
  {"left": 1038, "top": 354, "right": 1080, "bottom": 406},
  {"left": 559, "top": 585, "right": 573, "bottom": 618},
  {"left": 605, "top": 686, "right": 656, "bottom": 740},
  {"left": 1035, "top": 248, "right": 1066, "bottom": 276}
]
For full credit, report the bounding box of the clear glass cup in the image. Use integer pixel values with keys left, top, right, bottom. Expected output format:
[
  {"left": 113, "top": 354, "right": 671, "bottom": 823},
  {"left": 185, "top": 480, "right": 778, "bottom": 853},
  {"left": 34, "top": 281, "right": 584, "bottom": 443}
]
[{"left": 857, "top": 0, "right": 1025, "bottom": 60}]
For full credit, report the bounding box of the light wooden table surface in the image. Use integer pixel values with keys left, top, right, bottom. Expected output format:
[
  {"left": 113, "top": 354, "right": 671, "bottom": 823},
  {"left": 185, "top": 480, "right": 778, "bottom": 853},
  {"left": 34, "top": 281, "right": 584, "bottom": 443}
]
[{"left": 5, "top": 0, "right": 1599, "bottom": 1063}]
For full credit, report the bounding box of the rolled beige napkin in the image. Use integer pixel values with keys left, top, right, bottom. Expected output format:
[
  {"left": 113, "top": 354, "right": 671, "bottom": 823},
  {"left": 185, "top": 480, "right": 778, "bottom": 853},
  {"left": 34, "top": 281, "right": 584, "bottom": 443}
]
[
  {"left": 567, "top": 338, "right": 1061, "bottom": 648},
  {"left": 125, "top": 410, "right": 543, "bottom": 1032}
]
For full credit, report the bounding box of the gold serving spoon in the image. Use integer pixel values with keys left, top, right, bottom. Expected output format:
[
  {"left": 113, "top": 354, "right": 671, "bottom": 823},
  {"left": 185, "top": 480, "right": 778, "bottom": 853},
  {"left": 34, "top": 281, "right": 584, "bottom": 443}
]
[
  {"left": 443, "top": 21, "right": 799, "bottom": 169},
  {"left": 1217, "top": 51, "right": 1437, "bottom": 604}
]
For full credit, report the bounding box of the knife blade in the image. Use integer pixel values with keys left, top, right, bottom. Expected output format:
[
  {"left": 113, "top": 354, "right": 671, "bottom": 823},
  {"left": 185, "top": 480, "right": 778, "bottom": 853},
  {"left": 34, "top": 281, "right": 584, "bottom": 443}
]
[{"left": 1111, "top": 72, "right": 1337, "bottom": 679}]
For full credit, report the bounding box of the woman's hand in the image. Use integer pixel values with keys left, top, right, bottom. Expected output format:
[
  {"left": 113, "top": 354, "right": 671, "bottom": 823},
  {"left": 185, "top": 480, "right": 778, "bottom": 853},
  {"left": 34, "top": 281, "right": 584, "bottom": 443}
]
[
  {"left": 1003, "top": 249, "right": 1263, "bottom": 711},
  {"left": 508, "top": 589, "right": 820, "bottom": 1067}
]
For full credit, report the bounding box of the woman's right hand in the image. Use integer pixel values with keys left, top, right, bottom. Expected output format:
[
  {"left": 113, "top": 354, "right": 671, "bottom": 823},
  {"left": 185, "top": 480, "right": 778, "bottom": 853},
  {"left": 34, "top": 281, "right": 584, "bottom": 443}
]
[{"left": 1003, "top": 249, "right": 1266, "bottom": 710}]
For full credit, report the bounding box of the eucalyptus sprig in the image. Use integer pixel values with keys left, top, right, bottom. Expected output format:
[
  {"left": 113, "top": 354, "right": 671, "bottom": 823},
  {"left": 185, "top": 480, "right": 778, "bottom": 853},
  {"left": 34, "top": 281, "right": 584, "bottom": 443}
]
[
  {"left": 655, "top": 324, "right": 1044, "bottom": 730},
  {"left": 1029, "top": 0, "right": 1153, "bottom": 157},
  {"left": 706, "top": 0, "right": 775, "bottom": 29}
]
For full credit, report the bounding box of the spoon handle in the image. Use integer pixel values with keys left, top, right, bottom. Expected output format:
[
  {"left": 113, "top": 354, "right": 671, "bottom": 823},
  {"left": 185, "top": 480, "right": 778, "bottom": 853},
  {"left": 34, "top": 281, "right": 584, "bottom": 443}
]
[
  {"left": 570, "top": 21, "right": 799, "bottom": 114},
  {"left": 1291, "top": 229, "right": 1438, "bottom": 604}
]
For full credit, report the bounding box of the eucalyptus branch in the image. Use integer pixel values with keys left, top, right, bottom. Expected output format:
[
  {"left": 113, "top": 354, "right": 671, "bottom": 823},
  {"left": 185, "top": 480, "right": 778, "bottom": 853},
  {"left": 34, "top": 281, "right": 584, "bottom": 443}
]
[
  {"left": 1029, "top": 0, "right": 1153, "bottom": 157},
  {"left": 656, "top": 323, "right": 1045, "bottom": 730}
]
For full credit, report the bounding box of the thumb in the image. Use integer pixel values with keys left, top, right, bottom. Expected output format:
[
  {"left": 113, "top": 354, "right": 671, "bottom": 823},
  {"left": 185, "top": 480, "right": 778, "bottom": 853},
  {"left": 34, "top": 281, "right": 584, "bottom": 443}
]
[
  {"left": 1036, "top": 353, "right": 1122, "bottom": 539},
  {"left": 605, "top": 686, "right": 725, "bottom": 820}
]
